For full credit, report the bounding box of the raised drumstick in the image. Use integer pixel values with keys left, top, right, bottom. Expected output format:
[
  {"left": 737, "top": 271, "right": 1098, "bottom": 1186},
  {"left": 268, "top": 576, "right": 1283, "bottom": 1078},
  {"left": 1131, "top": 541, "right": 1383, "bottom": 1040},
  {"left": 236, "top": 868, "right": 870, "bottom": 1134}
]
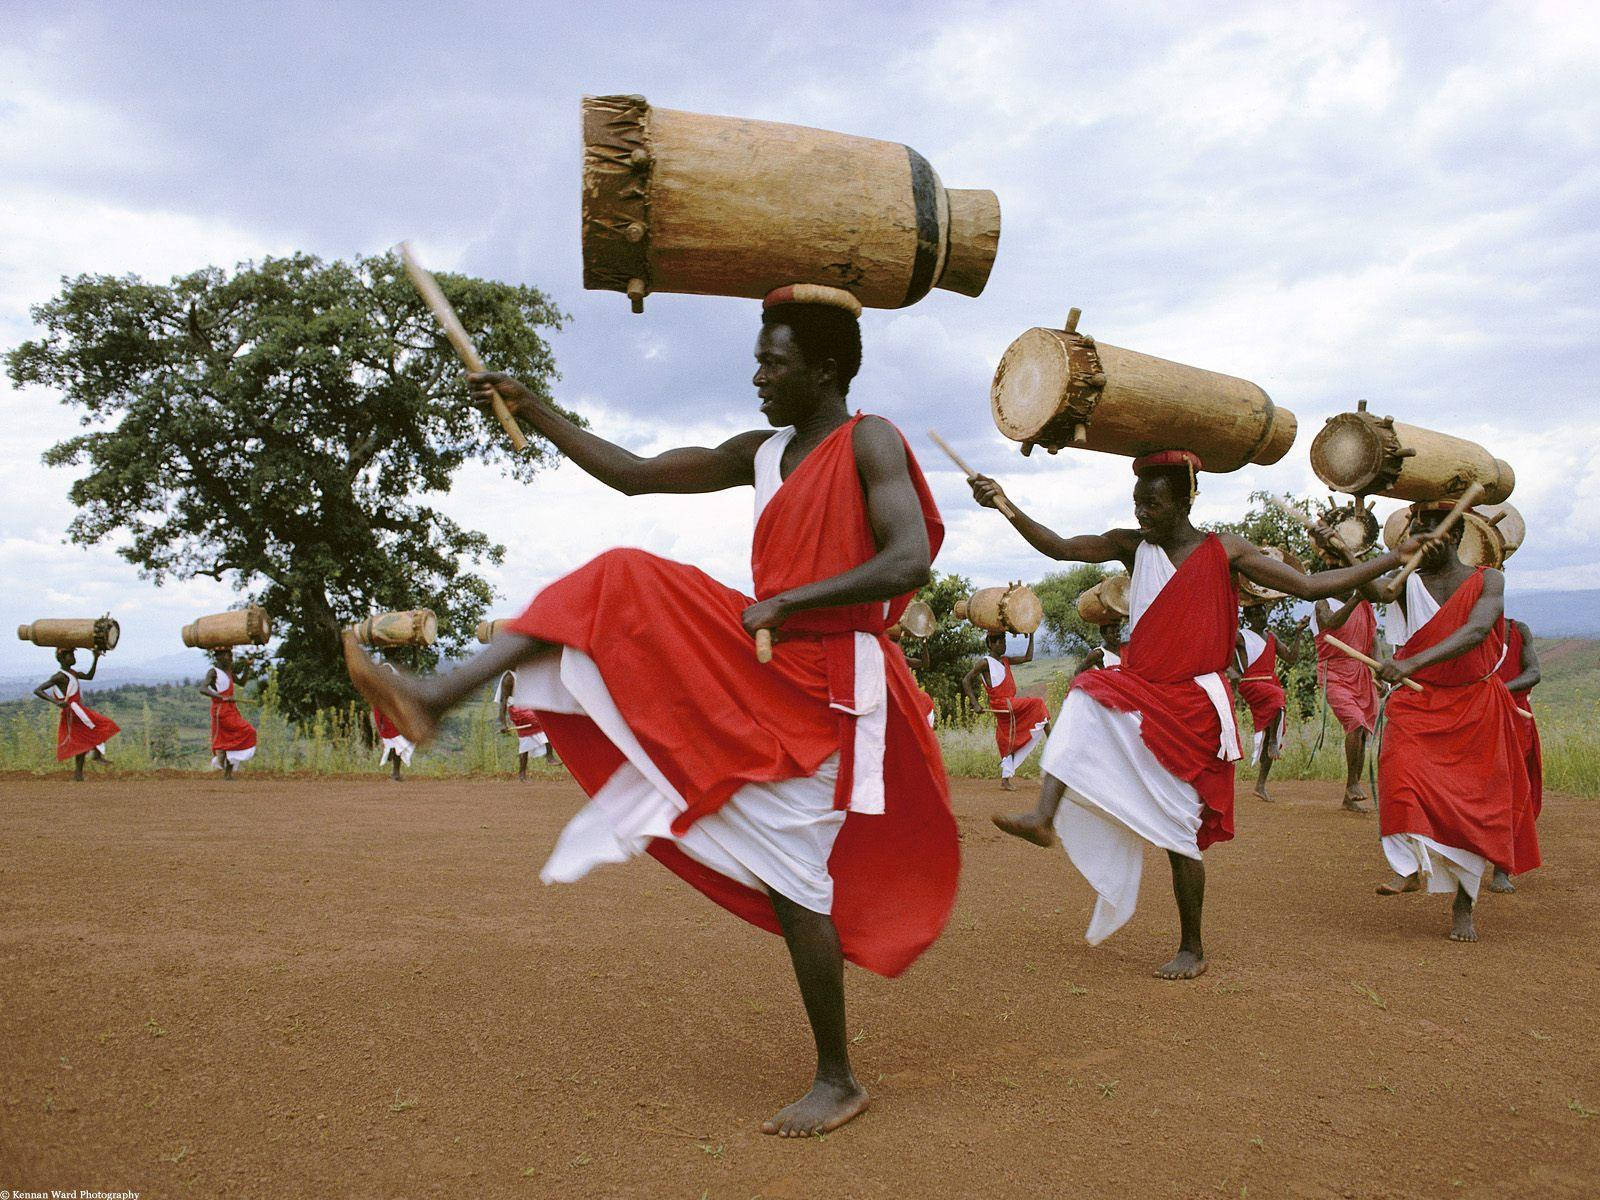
[
  {"left": 1267, "top": 494, "right": 1356, "bottom": 565},
  {"left": 928, "top": 429, "right": 1018, "bottom": 518},
  {"left": 399, "top": 242, "right": 529, "bottom": 452},
  {"left": 1324, "top": 634, "right": 1423, "bottom": 692},
  {"left": 1389, "top": 484, "right": 1486, "bottom": 591}
]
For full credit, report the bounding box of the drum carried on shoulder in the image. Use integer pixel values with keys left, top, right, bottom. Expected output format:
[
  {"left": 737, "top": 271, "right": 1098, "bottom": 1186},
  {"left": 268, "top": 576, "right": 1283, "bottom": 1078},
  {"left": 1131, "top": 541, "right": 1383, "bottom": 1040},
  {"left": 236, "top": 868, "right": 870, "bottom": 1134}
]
[
  {"left": 183, "top": 605, "right": 272, "bottom": 649},
  {"left": 955, "top": 583, "right": 1043, "bottom": 635},
  {"left": 350, "top": 609, "right": 438, "bottom": 648},
  {"left": 18, "top": 615, "right": 120, "bottom": 652}
]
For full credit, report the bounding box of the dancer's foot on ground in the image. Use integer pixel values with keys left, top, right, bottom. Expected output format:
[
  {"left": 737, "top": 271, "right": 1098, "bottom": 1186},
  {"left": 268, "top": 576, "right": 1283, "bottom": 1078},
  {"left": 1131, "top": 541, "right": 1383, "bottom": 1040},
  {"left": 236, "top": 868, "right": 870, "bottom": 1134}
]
[
  {"left": 1450, "top": 890, "right": 1479, "bottom": 942},
  {"left": 1376, "top": 871, "right": 1420, "bottom": 895},
  {"left": 1155, "top": 949, "right": 1207, "bottom": 980},
  {"left": 343, "top": 632, "right": 437, "bottom": 745},
  {"left": 991, "top": 811, "right": 1057, "bottom": 848},
  {"left": 1489, "top": 868, "right": 1516, "bottom": 894},
  {"left": 761, "top": 1077, "right": 869, "bottom": 1137},
  {"left": 1253, "top": 783, "right": 1273, "bottom": 802},
  {"left": 1341, "top": 789, "right": 1371, "bottom": 813},
  {"left": 999, "top": 776, "right": 1015, "bottom": 792}
]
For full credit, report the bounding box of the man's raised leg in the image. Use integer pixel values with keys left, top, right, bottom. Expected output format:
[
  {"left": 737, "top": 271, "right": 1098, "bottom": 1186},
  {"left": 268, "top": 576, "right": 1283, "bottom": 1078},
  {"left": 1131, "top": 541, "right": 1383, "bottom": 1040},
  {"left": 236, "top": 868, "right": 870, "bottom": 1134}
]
[
  {"left": 992, "top": 770, "right": 1065, "bottom": 847},
  {"left": 1156, "top": 851, "right": 1207, "bottom": 979},
  {"left": 1342, "top": 728, "right": 1371, "bottom": 812},
  {"left": 762, "top": 890, "right": 869, "bottom": 1138},
  {"left": 345, "top": 632, "right": 553, "bottom": 744}
]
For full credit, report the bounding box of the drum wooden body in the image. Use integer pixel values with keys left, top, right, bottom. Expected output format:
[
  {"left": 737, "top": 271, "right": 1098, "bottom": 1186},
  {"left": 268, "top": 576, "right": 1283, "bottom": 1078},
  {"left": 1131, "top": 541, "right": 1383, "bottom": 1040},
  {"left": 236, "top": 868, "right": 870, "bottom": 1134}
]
[
  {"left": 1476, "top": 503, "right": 1524, "bottom": 560},
  {"left": 582, "top": 95, "right": 1000, "bottom": 312},
  {"left": 1238, "top": 547, "right": 1307, "bottom": 605},
  {"left": 888, "top": 600, "right": 937, "bottom": 641},
  {"left": 1076, "top": 574, "right": 1131, "bottom": 626},
  {"left": 17, "top": 616, "right": 119, "bottom": 652},
  {"left": 182, "top": 606, "right": 271, "bottom": 649},
  {"left": 958, "top": 584, "right": 1043, "bottom": 635},
  {"left": 1383, "top": 507, "right": 1505, "bottom": 568},
  {"left": 352, "top": 609, "right": 437, "bottom": 648},
  {"left": 990, "top": 313, "right": 1295, "bottom": 469},
  {"left": 1310, "top": 408, "right": 1514, "bottom": 502},
  {"left": 475, "top": 619, "right": 510, "bottom": 644},
  {"left": 1320, "top": 499, "right": 1379, "bottom": 558}
]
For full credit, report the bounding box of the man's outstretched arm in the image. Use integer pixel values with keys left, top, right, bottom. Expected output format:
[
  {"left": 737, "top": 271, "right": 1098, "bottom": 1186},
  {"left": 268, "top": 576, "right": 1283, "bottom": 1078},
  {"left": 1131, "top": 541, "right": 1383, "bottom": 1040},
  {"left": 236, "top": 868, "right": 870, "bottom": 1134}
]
[
  {"left": 469, "top": 371, "right": 769, "bottom": 495},
  {"left": 967, "top": 475, "right": 1136, "bottom": 565}
]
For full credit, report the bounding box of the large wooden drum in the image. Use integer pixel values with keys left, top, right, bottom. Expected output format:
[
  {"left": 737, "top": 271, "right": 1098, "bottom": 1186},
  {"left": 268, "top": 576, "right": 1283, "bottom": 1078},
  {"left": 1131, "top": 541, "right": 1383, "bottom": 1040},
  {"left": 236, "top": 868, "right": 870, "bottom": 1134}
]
[
  {"left": 351, "top": 609, "right": 437, "bottom": 648},
  {"left": 182, "top": 605, "right": 271, "bottom": 649},
  {"left": 1310, "top": 405, "right": 1514, "bottom": 502},
  {"left": 1382, "top": 506, "right": 1506, "bottom": 568},
  {"left": 17, "top": 616, "right": 119, "bottom": 652},
  {"left": 954, "top": 583, "right": 1043, "bottom": 635},
  {"left": 1076, "top": 574, "right": 1131, "bottom": 626},
  {"left": 989, "top": 310, "right": 1295, "bottom": 469},
  {"left": 582, "top": 95, "right": 1000, "bottom": 312},
  {"left": 1238, "top": 547, "right": 1307, "bottom": 605}
]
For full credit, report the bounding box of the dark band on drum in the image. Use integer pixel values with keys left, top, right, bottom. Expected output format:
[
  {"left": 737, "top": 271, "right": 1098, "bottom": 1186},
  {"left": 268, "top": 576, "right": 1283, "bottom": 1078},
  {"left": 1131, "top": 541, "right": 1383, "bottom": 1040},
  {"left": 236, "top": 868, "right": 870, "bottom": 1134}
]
[{"left": 903, "top": 146, "right": 942, "bottom": 307}]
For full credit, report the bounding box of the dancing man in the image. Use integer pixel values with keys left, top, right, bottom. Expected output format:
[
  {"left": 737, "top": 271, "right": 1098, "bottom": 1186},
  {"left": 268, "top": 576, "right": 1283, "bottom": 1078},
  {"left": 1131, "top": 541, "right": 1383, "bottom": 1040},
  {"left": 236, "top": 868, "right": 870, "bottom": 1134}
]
[
  {"left": 1310, "top": 555, "right": 1382, "bottom": 812},
  {"left": 496, "top": 668, "right": 552, "bottom": 780},
  {"left": 972, "top": 451, "right": 1433, "bottom": 979},
  {"left": 1374, "top": 503, "right": 1537, "bottom": 940},
  {"left": 963, "top": 629, "right": 1051, "bottom": 790},
  {"left": 33, "top": 647, "right": 119, "bottom": 781},
  {"left": 200, "top": 647, "right": 257, "bottom": 780},
  {"left": 345, "top": 292, "right": 958, "bottom": 1136},
  {"left": 1233, "top": 605, "right": 1303, "bottom": 802},
  {"left": 1491, "top": 619, "right": 1542, "bottom": 893}
]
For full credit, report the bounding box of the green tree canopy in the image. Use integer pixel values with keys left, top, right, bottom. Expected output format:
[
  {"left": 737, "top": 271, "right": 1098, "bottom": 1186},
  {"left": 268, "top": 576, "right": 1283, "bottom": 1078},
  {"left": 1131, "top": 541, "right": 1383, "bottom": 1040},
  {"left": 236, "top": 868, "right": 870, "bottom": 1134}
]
[
  {"left": 906, "top": 571, "right": 986, "bottom": 720},
  {"left": 1034, "top": 562, "right": 1113, "bottom": 655},
  {"left": 6, "top": 252, "right": 572, "bottom": 720}
]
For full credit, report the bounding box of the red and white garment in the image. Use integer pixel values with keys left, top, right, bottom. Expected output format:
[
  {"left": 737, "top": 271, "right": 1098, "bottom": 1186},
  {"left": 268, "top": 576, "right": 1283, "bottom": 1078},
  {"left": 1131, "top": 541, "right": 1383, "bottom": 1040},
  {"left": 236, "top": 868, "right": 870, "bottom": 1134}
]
[
  {"left": 982, "top": 655, "right": 1049, "bottom": 778},
  {"left": 209, "top": 668, "right": 258, "bottom": 769},
  {"left": 1312, "top": 601, "right": 1380, "bottom": 734},
  {"left": 52, "top": 674, "right": 120, "bottom": 761},
  {"left": 1040, "top": 535, "right": 1240, "bottom": 944},
  {"left": 373, "top": 667, "right": 416, "bottom": 766},
  {"left": 1237, "top": 628, "right": 1286, "bottom": 765},
  {"left": 1496, "top": 620, "right": 1542, "bottom": 827},
  {"left": 495, "top": 672, "right": 549, "bottom": 755},
  {"left": 499, "top": 415, "right": 958, "bottom": 978}
]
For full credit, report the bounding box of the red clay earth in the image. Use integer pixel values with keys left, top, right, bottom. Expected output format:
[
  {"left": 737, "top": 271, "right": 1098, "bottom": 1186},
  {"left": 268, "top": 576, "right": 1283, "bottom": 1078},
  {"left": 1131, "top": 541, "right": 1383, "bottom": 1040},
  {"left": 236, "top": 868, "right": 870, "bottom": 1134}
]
[{"left": 0, "top": 773, "right": 1595, "bottom": 1198}]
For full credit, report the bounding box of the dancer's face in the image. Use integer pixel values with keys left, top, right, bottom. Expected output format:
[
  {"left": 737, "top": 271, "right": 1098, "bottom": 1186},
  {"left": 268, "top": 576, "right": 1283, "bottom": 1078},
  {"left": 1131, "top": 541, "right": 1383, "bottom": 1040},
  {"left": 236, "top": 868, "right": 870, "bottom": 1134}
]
[
  {"left": 753, "top": 324, "right": 826, "bottom": 428},
  {"left": 1132, "top": 475, "right": 1188, "bottom": 542}
]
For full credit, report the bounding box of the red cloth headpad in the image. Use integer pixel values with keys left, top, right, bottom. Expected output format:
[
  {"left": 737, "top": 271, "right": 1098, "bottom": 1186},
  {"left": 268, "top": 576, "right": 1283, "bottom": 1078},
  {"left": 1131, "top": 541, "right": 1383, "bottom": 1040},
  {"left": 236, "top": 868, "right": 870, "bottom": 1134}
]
[{"left": 1131, "top": 449, "right": 1203, "bottom": 475}]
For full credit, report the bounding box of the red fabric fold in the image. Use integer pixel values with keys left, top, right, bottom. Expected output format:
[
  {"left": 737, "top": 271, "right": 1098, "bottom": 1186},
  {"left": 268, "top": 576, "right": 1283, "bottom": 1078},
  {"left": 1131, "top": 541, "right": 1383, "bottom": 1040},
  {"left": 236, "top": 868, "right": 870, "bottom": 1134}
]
[
  {"left": 1315, "top": 601, "right": 1380, "bottom": 734},
  {"left": 1072, "top": 534, "right": 1239, "bottom": 850},
  {"left": 56, "top": 695, "right": 119, "bottom": 761},
  {"left": 1238, "top": 632, "right": 1286, "bottom": 732},
  {"left": 1496, "top": 622, "right": 1543, "bottom": 825},
  {"left": 981, "top": 658, "right": 1050, "bottom": 756},
  {"left": 1379, "top": 571, "right": 1537, "bottom": 873},
  {"left": 210, "top": 676, "right": 257, "bottom": 755}
]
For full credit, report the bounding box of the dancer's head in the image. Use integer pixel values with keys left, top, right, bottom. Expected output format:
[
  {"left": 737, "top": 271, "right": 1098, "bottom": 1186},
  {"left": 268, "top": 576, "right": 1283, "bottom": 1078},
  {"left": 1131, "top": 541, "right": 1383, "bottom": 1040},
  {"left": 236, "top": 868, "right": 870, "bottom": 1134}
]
[
  {"left": 985, "top": 630, "right": 1009, "bottom": 656},
  {"left": 755, "top": 289, "right": 862, "bottom": 425},
  {"left": 55, "top": 647, "right": 76, "bottom": 669},
  {"left": 1132, "top": 450, "right": 1201, "bottom": 542}
]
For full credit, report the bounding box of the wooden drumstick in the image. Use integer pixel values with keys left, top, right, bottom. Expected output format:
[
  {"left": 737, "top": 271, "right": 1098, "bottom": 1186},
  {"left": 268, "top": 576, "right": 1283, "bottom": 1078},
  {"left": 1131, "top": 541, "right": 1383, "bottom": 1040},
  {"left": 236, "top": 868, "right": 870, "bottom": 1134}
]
[
  {"left": 1390, "top": 483, "right": 1486, "bottom": 591},
  {"left": 928, "top": 429, "right": 1018, "bottom": 519},
  {"left": 1324, "top": 634, "right": 1423, "bottom": 692},
  {"left": 755, "top": 629, "right": 773, "bottom": 663},
  {"left": 1267, "top": 494, "right": 1356, "bottom": 565},
  {"left": 399, "top": 242, "right": 529, "bottom": 452}
]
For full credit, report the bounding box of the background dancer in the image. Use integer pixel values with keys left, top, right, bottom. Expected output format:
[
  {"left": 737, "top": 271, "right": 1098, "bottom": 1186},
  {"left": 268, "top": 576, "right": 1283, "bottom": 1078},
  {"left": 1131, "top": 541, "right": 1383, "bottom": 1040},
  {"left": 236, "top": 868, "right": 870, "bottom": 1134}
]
[
  {"left": 33, "top": 646, "right": 118, "bottom": 781},
  {"left": 963, "top": 629, "right": 1051, "bottom": 790}
]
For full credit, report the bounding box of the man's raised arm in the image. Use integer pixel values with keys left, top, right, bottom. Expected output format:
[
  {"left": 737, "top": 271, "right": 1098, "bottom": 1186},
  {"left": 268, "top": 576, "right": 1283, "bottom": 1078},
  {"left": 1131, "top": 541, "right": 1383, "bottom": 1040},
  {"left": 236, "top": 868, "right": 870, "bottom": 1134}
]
[{"left": 967, "top": 475, "right": 1137, "bottom": 565}]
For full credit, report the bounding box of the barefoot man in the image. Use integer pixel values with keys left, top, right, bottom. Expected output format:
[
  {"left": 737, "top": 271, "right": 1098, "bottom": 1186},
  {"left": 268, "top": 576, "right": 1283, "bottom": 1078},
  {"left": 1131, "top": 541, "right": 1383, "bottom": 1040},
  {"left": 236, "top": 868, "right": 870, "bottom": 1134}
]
[
  {"left": 200, "top": 646, "right": 257, "bottom": 780},
  {"left": 1373, "top": 502, "right": 1537, "bottom": 941},
  {"left": 972, "top": 451, "right": 1430, "bottom": 978},
  {"left": 495, "top": 668, "right": 552, "bottom": 780},
  {"left": 1490, "top": 618, "right": 1542, "bottom": 893},
  {"left": 963, "top": 630, "right": 1051, "bottom": 790},
  {"left": 1233, "top": 605, "right": 1303, "bottom": 803},
  {"left": 344, "top": 293, "right": 958, "bottom": 1136},
  {"left": 34, "top": 646, "right": 119, "bottom": 781},
  {"left": 1310, "top": 553, "right": 1382, "bottom": 812}
]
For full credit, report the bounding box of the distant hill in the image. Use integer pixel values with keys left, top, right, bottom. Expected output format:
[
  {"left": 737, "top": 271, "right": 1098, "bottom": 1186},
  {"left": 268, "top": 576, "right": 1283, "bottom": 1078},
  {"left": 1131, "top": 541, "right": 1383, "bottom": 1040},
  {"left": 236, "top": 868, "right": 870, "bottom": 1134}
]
[{"left": 1504, "top": 589, "right": 1600, "bottom": 638}]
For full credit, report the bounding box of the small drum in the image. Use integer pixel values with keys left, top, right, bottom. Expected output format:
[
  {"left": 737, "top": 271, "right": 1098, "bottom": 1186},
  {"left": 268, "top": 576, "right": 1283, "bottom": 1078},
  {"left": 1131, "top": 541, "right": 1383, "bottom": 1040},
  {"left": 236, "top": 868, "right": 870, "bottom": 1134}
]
[
  {"left": 1475, "top": 503, "right": 1525, "bottom": 560},
  {"left": 957, "top": 583, "right": 1044, "bottom": 635},
  {"left": 1238, "top": 546, "right": 1307, "bottom": 606},
  {"left": 352, "top": 609, "right": 438, "bottom": 648},
  {"left": 889, "top": 600, "right": 937, "bottom": 640},
  {"left": 475, "top": 619, "right": 510, "bottom": 644},
  {"left": 1318, "top": 499, "right": 1379, "bottom": 558},
  {"left": 1076, "top": 574, "right": 1131, "bottom": 626}
]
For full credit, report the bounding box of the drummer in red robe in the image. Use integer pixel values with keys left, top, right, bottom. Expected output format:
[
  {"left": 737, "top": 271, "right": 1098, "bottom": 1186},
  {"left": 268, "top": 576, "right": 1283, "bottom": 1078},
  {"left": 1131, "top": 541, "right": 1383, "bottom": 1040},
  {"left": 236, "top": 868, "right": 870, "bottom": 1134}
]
[
  {"left": 200, "top": 647, "right": 258, "bottom": 780},
  {"left": 1231, "top": 604, "right": 1303, "bottom": 803},
  {"left": 971, "top": 452, "right": 1433, "bottom": 979},
  {"left": 963, "top": 630, "right": 1051, "bottom": 790},
  {"left": 1310, "top": 553, "right": 1383, "bottom": 812},
  {"left": 1373, "top": 502, "right": 1536, "bottom": 941},
  {"left": 33, "top": 646, "right": 119, "bottom": 781},
  {"left": 1490, "top": 617, "right": 1541, "bottom": 894},
  {"left": 344, "top": 291, "right": 957, "bottom": 1138}
]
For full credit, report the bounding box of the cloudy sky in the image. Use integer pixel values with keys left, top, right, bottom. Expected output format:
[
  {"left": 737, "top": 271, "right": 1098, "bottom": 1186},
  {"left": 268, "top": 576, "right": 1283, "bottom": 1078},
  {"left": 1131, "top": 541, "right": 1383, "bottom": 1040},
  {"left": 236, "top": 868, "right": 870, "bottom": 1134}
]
[{"left": 3, "top": 0, "right": 1597, "bottom": 674}]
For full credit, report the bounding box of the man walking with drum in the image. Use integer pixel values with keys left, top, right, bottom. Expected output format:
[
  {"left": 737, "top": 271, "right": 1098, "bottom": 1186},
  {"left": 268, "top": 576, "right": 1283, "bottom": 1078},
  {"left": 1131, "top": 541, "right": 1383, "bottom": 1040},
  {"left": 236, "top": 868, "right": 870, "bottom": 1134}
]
[
  {"left": 345, "top": 291, "right": 958, "bottom": 1137},
  {"left": 34, "top": 646, "right": 119, "bottom": 781},
  {"left": 971, "top": 451, "right": 1435, "bottom": 979},
  {"left": 963, "top": 629, "right": 1051, "bottom": 790},
  {"left": 201, "top": 647, "right": 257, "bottom": 780}
]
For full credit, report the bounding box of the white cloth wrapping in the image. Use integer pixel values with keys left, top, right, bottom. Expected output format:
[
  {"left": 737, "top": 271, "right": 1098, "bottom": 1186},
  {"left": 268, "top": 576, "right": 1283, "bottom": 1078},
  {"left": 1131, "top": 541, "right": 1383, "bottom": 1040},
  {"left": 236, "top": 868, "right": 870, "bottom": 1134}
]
[
  {"left": 1038, "top": 540, "right": 1236, "bottom": 944},
  {"left": 379, "top": 734, "right": 416, "bottom": 766},
  {"left": 517, "top": 731, "right": 549, "bottom": 756},
  {"left": 1001, "top": 726, "right": 1048, "bottom": 779},
  {"left": 1382, "top": 833, "right": 1486, "bottom": 898},
  {"left": 208, "top": 669, "right": 255, "bottom": 768}
]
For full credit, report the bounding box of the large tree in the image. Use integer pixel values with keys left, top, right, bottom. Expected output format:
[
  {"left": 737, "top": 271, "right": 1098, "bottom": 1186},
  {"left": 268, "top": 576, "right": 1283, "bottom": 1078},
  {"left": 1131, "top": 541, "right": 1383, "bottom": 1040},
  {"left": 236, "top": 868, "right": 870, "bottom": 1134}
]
[
  {"left": 1034, "top": 562, "right": 1112, "bottom": 656},
  {"left": 7, "top": 252, "right": 572, "bottom": 720}
]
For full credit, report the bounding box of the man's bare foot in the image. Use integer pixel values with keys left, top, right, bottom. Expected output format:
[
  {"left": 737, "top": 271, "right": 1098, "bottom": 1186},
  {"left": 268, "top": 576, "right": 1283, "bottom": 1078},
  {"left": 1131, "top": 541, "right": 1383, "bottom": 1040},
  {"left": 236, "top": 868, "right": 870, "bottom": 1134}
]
[
  {"left": 999, "top": 776, "right": 1015, "bottom": 792},
  {"left": 1155, "top": 949, "right": 1207, "bottom": 980},
  {"left": 991, "top": 812, "right": 1057, "bottom": 848},
  {"left": 1341, "top": 791, "right": 1372, "bottom": 813},
  {"left": 1376, "top": 872, "right": 1421, "bottom": 895},
  {"left": 1450, "top": 890, "right": 1478, "bottom": 942},
  {"left": 1253, "top": 784, "right": 1272, "bottom": 802},
  {"left": 343, "top": 632, "right": 437, "bottom": 745},
  {"left": 760, "top": 1077, "right": 869, "bottom": 1138},
  {"left": 1489, "top": 868, "right": 1516, "bottom": 894}
]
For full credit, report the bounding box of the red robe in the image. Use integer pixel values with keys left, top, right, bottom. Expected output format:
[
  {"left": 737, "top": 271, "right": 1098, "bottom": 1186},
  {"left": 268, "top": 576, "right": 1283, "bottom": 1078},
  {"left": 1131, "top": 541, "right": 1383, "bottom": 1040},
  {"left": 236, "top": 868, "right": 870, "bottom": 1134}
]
[
  {"left": 1237, "top": 631, "right": 1286, "bottom": 733},
  {"left": 1315, "top": 600, "right": 1380, "bottom": 733},
  {"left": 373, "top": 707, "right": 401, "bottom": 741},
  {"left": 1073, "top": 534, "right": 1239, "bottom": 850},
  {"left": 1496, "top": 621, "right": 1543, "bottom": 824},
  {"left": 503, "top": 415, "right": 959, "bottom": 978},
  {"left": 981, "top": 657, "right": 1050, "bottom": 755},
  {"left": 54, "top": 678, "right": 120, "bottom": 761},
  {"left": 1379, "top": 571, "right": 1537, "bottom": 873},
  {"left": 210, "top": 673, "right": 258, "bottom": 755},
  {"left": 507, "top": 705, "right": 544, "bottom": 738}
]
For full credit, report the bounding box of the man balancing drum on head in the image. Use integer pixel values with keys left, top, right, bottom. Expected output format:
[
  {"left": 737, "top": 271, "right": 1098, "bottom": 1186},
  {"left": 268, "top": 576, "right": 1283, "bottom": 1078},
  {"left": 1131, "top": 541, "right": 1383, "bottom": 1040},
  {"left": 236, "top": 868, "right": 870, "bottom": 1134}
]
[
  {"left": 33, "top": 646, "right": 119, "bottom": 781},
  {"left": 963, "top": 629, "right": 1051, "bottom": 790},
  {"left": 969, "top": 450, "right": 1437, "bottom": 980},
  {"left": 344, "top": 289, "right": 958, "bottom": 1138},
  {"left": 1372, "top": 502, "right": 1538, "bottom": 940}
]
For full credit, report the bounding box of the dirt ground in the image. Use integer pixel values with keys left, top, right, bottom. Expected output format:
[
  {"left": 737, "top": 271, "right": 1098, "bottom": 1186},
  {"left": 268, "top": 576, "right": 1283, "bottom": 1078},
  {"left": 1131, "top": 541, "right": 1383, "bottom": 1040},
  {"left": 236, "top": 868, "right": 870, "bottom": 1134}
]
[{"left": 1, "top": 772, "right": 1595, "bottom": 1199}]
